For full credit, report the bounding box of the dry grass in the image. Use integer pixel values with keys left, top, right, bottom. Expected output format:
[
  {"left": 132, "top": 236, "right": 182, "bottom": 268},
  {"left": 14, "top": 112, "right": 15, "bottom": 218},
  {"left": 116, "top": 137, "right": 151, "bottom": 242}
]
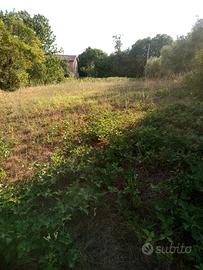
[
  {"left": 2, "top": 77, "right": 199, "bottom": 270},
  {"left": 0, "top": 77, "right": 182, "bottom": 182}
]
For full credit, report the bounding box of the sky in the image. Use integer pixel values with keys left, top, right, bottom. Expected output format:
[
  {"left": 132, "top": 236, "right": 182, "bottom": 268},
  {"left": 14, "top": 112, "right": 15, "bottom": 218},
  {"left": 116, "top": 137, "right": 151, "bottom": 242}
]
[{"left": 1, "top": 0, "right": 203, "bottom": 55}]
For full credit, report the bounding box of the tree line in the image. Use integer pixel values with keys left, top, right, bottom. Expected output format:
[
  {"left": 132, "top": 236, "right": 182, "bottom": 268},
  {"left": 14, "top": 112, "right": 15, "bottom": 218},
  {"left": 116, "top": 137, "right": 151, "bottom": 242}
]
[
  {"left": 79, "top": 19, "right": 203, "bottom": 90},
  {"left": 1, "top": 10, "right": 203, "bottom": 91},
  {"left": 79, "top": 34, "right": 172, "bottom": 77},
  {"left": 0, "top": 10, "right": 67, "bottom": 91}
]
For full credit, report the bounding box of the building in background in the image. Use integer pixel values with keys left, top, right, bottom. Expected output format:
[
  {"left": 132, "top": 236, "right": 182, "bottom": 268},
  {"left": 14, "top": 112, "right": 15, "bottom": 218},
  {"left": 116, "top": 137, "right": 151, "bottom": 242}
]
[{"left": 56, "top": 55, "right": 79, "bottom": 77}]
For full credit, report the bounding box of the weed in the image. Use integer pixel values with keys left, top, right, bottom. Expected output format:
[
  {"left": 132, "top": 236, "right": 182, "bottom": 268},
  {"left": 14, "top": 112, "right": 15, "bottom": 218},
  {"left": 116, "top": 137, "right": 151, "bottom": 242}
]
[{"left": 0, "top": 78, "right": 202, "bottom": 269}]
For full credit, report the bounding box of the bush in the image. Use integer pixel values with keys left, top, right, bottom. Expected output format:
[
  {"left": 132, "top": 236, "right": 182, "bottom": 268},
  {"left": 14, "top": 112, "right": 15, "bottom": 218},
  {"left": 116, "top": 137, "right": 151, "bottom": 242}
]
[
  {"left": 44, "top": 56, "right": 65, "bottom": 84},
  {"left": 145, "top": 57, "right": 162, "bottom": 78},
  {"left": 0, "top": 12, "right": 65, "bottom": 90},
  {"left": 0, "top": 164, "right": 97, "bottom": 269},
  {"left": 29, "top": 56, "right": 65, "bottom": 86},
  {"left": 138, "top": 104, "right": 203, "bottom": 268},
  {"left": 29, "top": 62, "right": 47, "bottom": 86},
  {"left": 0, "top": 17, "right": 44, "bottom": 90},
  {"left": 60, "top": 59, "right": 70, "bottom": 77},
  {"left": 186, "top": 49, "right": 203, "bottom": 96},
  {"left": 79, "top": 47, "right": 109, "bottom": 77}
]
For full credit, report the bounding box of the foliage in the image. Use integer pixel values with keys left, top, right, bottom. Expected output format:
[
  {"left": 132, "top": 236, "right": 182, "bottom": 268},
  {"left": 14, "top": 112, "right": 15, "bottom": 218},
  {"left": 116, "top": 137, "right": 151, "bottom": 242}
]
[
  {"left": 138, "top": 104, "right": 203, "bottom": 268},
  {"left": 79, "top": 34, "right": 173, "bottom": 78},
  {"left": 0, "top": 10, "right": 65, "bottom": 90},
  {"left": 107, "top": 51, "right": 131, "bottom": 77},
  {"left": 0, "top": 78, "right": 202, "bottom": 269},
  {"left": 160, "top": 37, "right": 192, "bottom": 74},
  {"left": 43, "top": 56, "right": 65, "bottom": 84},
  {"left": 145, "top": 57, "right": 162, "bottom": 78},
  {"left": 113, "top": 34, "right": 123, "bottom": 53},
  {"left": 60, "top": 59, "right": 70, "bottom": 77},
  {"left": 29, "top": 62, "right": 47, "bottom": 86},
  {"left": 185, "top": 49, "right": 203, "bottom": 96},
  {"left": 0, "top": 177, "right": 97, "bottom": 269},
  {"left": 149, "top": 34, "right": 173, "bottom": 57},
  {"left": 129, "top": 34, "right": 173, "bottom": 77},
  {"left": 189, "top": 19, "right": 203, "bottom": 52},
  {"left": 1, "top": 10, "right": 57, "bottom": 54},
  {"left": 29, "top": 56, "right": 65, "bottom": 85},
  {"left": 78, "top": 18, "right": 203, "bottom": 79},
  {"left": 159, "top": 19, "right": 203, "bottom": 75},
  {"left": 0, "top": 6, "right": 203, "bottom": 269},
  {"left": 79, "top": 47, "right": 109, "bottom": 77},
  {"left": 0, "top": 17, "right": 44, "bottom": 90},
  {"left": 143, "top": 20, "right": 203, "bottom": 78}
]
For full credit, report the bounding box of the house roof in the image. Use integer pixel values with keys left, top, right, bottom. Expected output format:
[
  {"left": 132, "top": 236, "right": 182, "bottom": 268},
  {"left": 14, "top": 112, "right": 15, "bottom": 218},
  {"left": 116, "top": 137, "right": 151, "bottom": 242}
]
[{"left": 55, "top": 54, "right": 78, "bottom": 62}]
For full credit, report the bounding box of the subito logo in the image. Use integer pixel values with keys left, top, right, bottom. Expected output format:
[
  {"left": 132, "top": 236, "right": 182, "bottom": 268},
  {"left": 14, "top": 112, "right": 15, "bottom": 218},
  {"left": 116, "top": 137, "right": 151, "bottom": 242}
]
[{"left": 142, "top": 243, "right": 154, "bottom": 255}]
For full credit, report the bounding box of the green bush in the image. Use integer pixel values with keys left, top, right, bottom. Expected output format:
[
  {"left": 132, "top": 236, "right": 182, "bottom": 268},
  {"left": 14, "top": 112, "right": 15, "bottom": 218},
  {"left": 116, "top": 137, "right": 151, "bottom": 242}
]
[
  {"left": 186, "top": 49, "right": 203, "bottom": 96},
  {"left": 29, "top": 57, "right": 65, "bottom": 86},
  {"left": 29, "top": 62, "right": 47, "bottom": 86},
  {"left": 0, "top": 165, "right": 97, "bottom": 269},
  {"left": 145, "top": 57, "right": 162, "bottom": 78},
  {"left": 137, "top": 104, "right": 203, "bottom": 268},
  {"left": 44, "top": 56, "right": 65, "bottom": 84},
  {"left": 0, "top": 16, "right": 44, "bottom": 91},
  {"left": 0, "top": 100, "right": 202, "bottom": 269},
  {"left": 0, "top": 11, "right": 66, "bottom": 90}
]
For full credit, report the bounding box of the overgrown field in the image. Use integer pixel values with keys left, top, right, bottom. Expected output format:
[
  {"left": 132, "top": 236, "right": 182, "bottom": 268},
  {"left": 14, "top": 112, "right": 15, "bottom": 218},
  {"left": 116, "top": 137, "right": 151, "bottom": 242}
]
[{"left": 0, "top": 78, "right": 202, "bottom": 269}]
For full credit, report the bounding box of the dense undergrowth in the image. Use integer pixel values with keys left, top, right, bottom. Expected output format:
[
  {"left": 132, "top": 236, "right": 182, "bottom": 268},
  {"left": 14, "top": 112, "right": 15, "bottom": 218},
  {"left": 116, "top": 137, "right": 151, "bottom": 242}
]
[{"left": 0, "top": 78, "right": 202, "bottom": 269}]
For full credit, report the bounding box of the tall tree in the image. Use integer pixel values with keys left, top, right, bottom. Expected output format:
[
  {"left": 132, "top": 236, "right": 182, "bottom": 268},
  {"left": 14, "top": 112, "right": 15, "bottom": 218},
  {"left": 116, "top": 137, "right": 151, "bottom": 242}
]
[
  {"left": 112, "top": 35, "right": 123, "bottom": 54},
  {"left": 79, "top": 47, "right": 109, "bottom": 77},
  {"left": 0, "top": 17, "right": 44, "bottom": 90},
  {"left": 1, "top": 11, "right": 57, "bottom": 54},
  {"left": 150, "top": 34, "right": 173, "bottom": 57},
  {"left": 160, "top": 36, "right": 192, "bottom": 73},
  {"left": 129, "top": 34, "right": 172, "bottom": 77}
]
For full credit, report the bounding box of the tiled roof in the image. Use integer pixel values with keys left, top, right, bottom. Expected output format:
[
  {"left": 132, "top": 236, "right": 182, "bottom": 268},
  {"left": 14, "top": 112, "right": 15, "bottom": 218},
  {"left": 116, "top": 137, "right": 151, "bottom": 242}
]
[{"left": 55, "top": 54, "right": 77, "bottom": 62}]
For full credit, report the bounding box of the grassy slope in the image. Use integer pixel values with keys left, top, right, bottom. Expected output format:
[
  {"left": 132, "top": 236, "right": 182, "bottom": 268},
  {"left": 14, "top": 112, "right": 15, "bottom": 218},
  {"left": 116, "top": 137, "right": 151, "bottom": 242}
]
[
  {"left": 0, "top": 78, "right": 173, "bottom": 182},
  {"left": 0, "top": 78, "right": 202, "bottom": 269}
]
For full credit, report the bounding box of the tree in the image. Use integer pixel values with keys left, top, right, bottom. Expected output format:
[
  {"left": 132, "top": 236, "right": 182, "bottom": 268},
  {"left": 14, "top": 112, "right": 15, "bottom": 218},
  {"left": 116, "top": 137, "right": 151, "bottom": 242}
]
[
  {"left": 0, "top": 17, "right": 44, "bottom": 90},
  {"left": 159, "top": 19, "right": 203, "bottom": 75},
  {"left": 30, "top": 14, "right": 57, "bottom": 54},
  {"left": 78, "top": 47, "right": 109, "bottom": 77},
  {"left": 189, "top": 19, "right": 203, "bottom": 52},
  {"left": 112, "top": 35, "right": 122, "bottom": 54},
  {"left": 60, "top": 60, "right": 70, "bottom": 77},
  {"left": 107, "top": 50, "right": 133, "bottom": 77},
  {"left": 1, "top": 11, "right": 57, "bottom": 54},
  {"left": 186, "top": 49, "right": 203, "bottom": 96},
  {"left": 129, "top": 37, "right": 150, "bottom": 77},
  {"left": 160, "top": 36, "right": 193, "bottom": 74},
  {"left": 29, "top": 56, "right": 65, "bottom": 85},
  {"left": 145, "top": 57, "right": 162, "bottom": 78},
  {"left": 129, "top": 34, "right": 173, "bottom": 77},
  {"left": 150, "top": 34, "right": 173, "bottom": 57},
  {"left": 44, "top": 56, "right": 65, "bottom": 84},
  {"left": 0, "top": 10, "right": 66, "bottom": 90}
]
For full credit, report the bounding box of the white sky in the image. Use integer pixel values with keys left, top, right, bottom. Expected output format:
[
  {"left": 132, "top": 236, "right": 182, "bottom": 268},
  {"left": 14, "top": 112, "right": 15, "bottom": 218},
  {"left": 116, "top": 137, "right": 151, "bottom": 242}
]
[{"left": 1, "top": 0, "right": 203, "bottom": 55}]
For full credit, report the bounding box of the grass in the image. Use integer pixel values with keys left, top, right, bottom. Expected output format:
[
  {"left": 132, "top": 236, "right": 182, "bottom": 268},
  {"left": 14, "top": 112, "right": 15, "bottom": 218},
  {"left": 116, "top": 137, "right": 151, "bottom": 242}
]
[
  {"left": 0, "top": 78, "right": 175, "bottom": 182},
  {"left": 0, "top": 77, "right": 202, "bottom": 269}
]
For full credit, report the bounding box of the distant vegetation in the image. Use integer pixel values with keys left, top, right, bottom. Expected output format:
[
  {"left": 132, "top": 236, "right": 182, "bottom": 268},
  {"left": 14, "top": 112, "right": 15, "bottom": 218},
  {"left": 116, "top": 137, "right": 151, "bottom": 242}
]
[
  {"left": 0, "top": 10, "right": 66, "bottom": 90},
  {"left": 0, "top": 9, "right": 203, "bottom": 270},
  {"left": 1, "top": 10, "right": 203, "bottom": 92},
  {"left": 79, "top": 19, "right": 203, "bottom": 93},
  {"left": 79, "top": 34, "right": 173, "bottom": 77}
]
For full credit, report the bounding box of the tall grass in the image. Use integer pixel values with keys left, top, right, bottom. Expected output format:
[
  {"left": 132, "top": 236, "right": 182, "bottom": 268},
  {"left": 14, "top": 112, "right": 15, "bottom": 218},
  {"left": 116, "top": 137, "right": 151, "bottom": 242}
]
[
  {"left": 0, "top": 78, "right": 181, "bottom": 182},
  {"left": 1, "top": 77, "right": 202, "bottom": 270}
]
